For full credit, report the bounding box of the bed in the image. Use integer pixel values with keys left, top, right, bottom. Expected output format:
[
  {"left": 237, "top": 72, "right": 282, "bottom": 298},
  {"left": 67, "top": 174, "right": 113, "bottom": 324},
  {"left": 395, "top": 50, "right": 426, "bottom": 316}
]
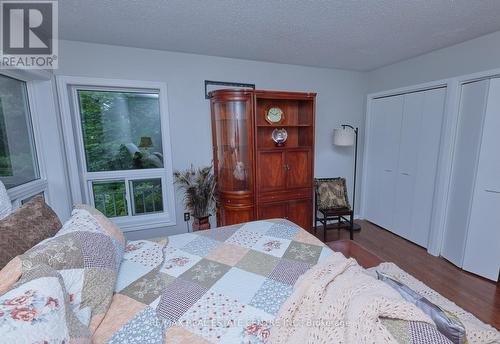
[
  {"left": 92, "top": 219, "right": 499, "bottom": 344},
  {"left": 1, "top": 207, "right": 498, "bottom": 343},
  {"left": 93, "top": 219, "right": 332, "bottom": 343}
]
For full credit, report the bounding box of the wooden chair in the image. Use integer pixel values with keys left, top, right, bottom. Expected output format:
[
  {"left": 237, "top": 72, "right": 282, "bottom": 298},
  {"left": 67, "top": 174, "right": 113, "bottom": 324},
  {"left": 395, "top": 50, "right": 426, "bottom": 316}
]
[{"left": 314, "top": 177, "right": 354, "bottom": 241}]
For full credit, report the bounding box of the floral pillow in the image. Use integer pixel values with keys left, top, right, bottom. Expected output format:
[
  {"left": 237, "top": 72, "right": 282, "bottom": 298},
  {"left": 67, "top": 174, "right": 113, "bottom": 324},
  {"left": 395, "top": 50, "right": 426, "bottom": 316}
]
[{"left": 0, "top": 264, "right": 90, "bottom": 343}]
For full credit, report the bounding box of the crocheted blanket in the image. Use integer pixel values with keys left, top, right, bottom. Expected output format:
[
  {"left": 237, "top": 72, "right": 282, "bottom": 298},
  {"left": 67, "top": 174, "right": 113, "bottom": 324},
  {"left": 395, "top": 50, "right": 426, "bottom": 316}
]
[
  {"left": 269, "top": 253, "right": 500, "bottom": 344},
  {"left": 269, "top": 252, "right": 432, "bottom": 343}
]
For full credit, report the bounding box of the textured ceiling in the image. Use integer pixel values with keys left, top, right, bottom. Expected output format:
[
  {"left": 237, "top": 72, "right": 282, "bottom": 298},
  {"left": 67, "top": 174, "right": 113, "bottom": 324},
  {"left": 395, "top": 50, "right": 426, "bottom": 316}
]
[{"left": 58, "top": 0, "right": 500, "bottom": 71}]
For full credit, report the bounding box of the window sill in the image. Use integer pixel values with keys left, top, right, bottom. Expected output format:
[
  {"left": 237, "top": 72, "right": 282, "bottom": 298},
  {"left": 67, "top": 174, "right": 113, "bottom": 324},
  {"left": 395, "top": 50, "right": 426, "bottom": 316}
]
[
  {"left": 111, "top": 214, "right": 177, "bottom": 232},
  {"left": 7, "top": 179, "right": 48, "bottom": 206}
]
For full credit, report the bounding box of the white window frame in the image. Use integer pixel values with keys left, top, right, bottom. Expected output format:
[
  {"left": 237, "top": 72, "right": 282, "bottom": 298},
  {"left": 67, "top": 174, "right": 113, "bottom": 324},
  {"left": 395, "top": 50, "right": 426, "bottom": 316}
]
[
  {"left": 56, "top": 76, "right": 176, "bottom": 231},
  {"left": 0, "top": 69, "right": 52, "bottom": 208}
]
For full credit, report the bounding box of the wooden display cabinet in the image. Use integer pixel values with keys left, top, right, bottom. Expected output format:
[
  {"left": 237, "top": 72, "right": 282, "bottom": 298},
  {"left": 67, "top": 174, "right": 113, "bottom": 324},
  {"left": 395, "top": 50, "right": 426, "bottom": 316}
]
[{"left": 210, "top": 89, "right": 316, "bottom": 231}]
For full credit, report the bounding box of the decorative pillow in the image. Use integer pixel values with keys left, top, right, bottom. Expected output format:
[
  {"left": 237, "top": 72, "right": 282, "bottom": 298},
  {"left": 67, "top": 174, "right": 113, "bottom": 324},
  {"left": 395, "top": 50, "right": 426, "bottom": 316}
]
[
  {"left": 0, "top": 195, "right": 62, "bottom": 269},
  {"left": 377, "top": 271, "right": 467, "bottom": 344},
  {"left": 315, "top": 178, "right": 350, "bottom": 210},
  {"left": 0, "top": 180, "right": 11, "bottom": 220},
  {"left": 0, "top": 205, "right": 125, "bottom": 335},
  {"left": 0, "top": 264, "right": 90, "bottom": 343}
]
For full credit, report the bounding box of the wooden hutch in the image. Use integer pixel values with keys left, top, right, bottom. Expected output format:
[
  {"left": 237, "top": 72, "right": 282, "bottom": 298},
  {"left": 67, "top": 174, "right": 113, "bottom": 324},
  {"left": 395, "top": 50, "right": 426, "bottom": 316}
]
[{"left": 210, "top": 89, "right": 316, "bottom": 231}]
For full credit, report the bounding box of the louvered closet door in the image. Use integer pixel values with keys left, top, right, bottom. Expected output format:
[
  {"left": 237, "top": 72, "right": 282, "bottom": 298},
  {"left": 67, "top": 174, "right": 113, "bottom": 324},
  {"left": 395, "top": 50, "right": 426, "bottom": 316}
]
[
  {"left": 463, "top": 78, "right": 500, "bottom": 280},
  {"left": 393, "top": 88, "right": 446, "bottom": 247},
  {"left": 364, "top": 95, "right": 404, "bottom": 229}
]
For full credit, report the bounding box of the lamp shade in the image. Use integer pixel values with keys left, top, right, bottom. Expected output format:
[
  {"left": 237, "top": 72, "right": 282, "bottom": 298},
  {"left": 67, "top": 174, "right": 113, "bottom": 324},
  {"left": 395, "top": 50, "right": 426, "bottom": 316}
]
[
  {"left": 333, "top": 128, "right": 355, "bottom": 146},
  {"left": 139, "top": 136, "right": 153, "bottom": 148}
]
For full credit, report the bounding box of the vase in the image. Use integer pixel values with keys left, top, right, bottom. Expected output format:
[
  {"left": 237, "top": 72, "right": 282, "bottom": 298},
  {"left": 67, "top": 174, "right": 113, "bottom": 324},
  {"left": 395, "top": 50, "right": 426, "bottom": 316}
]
[{"left": 192, "top": 215, "right": 211, "bottom": 231}]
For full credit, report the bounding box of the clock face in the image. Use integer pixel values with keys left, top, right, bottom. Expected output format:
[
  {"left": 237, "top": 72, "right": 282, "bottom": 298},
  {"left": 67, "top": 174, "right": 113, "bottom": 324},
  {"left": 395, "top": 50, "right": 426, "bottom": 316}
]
[{"left": 266, "top": 107, "right": 284, "bottom": 124}]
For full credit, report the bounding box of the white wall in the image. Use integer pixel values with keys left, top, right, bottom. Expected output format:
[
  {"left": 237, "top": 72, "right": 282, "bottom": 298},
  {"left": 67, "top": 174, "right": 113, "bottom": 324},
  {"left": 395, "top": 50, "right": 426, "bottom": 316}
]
[
  {"left": 56, "top": 40, "right": 367, "bottom": 239},
  {"left": 368, "top": 30, "right": 500, "bottom": 93}
]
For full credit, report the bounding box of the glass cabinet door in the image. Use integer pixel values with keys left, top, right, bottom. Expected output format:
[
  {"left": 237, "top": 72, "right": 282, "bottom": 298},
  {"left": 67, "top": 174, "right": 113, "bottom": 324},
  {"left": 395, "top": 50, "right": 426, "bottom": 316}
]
[{"left": 212, "top": 98, "right": 252, "bottom": 193}]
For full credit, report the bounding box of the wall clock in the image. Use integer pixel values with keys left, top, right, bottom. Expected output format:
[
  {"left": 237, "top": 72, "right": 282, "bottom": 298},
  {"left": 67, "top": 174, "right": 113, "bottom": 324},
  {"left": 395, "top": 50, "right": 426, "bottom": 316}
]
[{"left": 266, "top": 107, "right": 284, "bottom": 124}]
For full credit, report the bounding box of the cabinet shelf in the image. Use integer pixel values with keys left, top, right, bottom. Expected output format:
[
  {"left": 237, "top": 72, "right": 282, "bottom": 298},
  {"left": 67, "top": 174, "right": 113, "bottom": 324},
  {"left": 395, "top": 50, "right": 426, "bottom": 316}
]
[
  {"left": 257, "top": 146, "right": 312, "bottom": 151},
  {"left": 256, "top": 124, "right": 311, "bottom": 127},
  {"left": 218, "top": 144, "right": 248, "bottom": 148}
]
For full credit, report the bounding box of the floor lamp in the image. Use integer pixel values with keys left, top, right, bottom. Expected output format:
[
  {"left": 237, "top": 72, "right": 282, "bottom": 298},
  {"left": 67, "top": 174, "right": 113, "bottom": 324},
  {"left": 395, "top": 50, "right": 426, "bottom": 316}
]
[{"left": 333, "top": 124, "right": 361, "bottom": 232}]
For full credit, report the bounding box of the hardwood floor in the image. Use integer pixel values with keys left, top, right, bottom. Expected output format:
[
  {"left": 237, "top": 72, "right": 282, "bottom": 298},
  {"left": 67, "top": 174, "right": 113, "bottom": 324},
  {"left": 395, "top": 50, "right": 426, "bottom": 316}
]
[{"left": 315, "top": 220, "right": 500, "bottom": 330}]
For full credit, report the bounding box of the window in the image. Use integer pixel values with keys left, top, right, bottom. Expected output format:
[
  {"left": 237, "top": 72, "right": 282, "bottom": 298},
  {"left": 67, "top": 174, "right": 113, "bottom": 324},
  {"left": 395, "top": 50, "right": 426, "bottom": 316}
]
[
  {"left": 77, "top": 90, "right": 164, "bottom": 172},
  {"left": 76, "top": 89, "right": 166, "bottom": 219},
  {"left": 90, "top": 178, "right": 163, "bottom": 217},
  {"left": 59, "top": 77, "right": 176, "bottom": 231},
  {"left": 0, "top": 75, "right": 39, "bottom": 189}
]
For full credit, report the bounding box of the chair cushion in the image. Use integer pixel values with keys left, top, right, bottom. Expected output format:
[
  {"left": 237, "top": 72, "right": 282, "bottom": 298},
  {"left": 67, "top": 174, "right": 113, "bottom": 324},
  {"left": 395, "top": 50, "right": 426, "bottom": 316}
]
[
  {"left": 319, "top": 207, "right": 351, "bottom": 217},
  {"left": 0, "top": 195, "right": 61, "bottom": 269},
  {"left": 316, "top": 178, "right": 350, "bottom": 210}
]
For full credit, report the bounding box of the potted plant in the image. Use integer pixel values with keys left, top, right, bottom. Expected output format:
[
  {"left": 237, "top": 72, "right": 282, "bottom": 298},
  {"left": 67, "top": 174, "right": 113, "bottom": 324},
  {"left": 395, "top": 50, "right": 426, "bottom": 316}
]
[{"left": 174, "top": 164, "right": 216, "bottom": 231}]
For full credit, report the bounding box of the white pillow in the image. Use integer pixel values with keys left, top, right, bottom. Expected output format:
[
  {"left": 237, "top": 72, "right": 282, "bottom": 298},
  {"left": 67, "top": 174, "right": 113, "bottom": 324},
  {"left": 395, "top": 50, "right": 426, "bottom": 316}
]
[{"left": 0, "top": 180, "right": 11, "bottom": 220}]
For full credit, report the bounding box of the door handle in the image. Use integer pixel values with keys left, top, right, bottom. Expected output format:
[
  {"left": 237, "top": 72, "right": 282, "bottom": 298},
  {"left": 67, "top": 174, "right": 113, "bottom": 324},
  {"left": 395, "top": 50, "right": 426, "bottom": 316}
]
[
  {"left": 384, "top": 169, "right": 393, "bottom": 172},
  {"left": 401, "top": 172, "right": 410, "bottom": 176},
  {"left": 485, "top": 189, "right": 500, "bottom": 194},
  {"left": 284, "top": 164, "right": 291, "bottom": 171}
]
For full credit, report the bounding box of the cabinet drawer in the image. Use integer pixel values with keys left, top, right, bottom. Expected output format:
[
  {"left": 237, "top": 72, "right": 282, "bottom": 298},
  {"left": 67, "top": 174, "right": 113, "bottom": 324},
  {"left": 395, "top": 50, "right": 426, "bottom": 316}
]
[
  {"left": 257, "top": 198, "right": 313, "bottom": 231},
  {"left": 258, "top": 188, "right": 312, "bottom": 203},
  {"left": 219, "top": 197, "right": 254, "bottom": 206}
]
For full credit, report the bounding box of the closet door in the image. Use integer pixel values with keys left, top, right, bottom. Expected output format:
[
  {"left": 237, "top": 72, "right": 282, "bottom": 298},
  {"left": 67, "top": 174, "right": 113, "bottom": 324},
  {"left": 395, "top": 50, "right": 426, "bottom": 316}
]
[
  {"left": 441, "top": 80, "right": 490, "bottom": 266},
  {"left": 462, "top": 78, "right": 500, "bottom": 281},
  {"left": 393, "top": 88, "right": 445, "bottom": 246},
  {"left": 365, "top": 95, "right": 404, "bottom": 229},
  {"left": 410, "top": 88, "right": 446, "bottom": 246},
  {"left": 393, "top": 92, "right": 423, "bottom": 238}
]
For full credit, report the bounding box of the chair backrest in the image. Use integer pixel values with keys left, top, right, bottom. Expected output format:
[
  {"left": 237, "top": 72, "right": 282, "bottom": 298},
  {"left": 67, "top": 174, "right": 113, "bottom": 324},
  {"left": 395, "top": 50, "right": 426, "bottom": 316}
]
[{"left": 314, "top": 177, "right": 351, "bottom": 210}]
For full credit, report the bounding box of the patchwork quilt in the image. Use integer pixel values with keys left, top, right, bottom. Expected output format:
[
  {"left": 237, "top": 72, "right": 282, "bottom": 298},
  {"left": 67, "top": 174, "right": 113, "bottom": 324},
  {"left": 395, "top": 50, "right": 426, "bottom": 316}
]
[{"left": 93, "top": 219, "right": 333, "bottom": 343}]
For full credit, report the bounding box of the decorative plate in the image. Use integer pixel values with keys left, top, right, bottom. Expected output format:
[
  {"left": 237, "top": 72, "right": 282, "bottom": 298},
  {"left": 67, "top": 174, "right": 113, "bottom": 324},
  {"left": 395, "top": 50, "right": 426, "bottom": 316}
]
[{"left": 272, "top": 128, "right": 288, "bottom": 146}]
